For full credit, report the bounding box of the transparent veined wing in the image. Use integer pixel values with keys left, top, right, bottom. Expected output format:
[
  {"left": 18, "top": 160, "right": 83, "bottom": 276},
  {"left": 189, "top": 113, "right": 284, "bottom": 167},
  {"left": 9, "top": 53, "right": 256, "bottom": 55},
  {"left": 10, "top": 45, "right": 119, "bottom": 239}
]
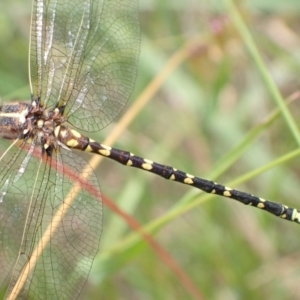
[
  {"left": 0, "top": 141, "right": 102, "bottom": 299},
  {"left": 29, "top": 0, "right": 140, "bottom": 132}
]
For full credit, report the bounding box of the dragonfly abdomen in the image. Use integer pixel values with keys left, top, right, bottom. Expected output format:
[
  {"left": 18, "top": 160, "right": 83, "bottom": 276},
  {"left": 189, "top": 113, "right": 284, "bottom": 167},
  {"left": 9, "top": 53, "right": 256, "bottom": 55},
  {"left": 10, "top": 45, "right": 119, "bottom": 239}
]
[
  {"left": 55, "top": 125, "right": 90, "bottom": 150},
  {"left": 58, "top": 125, "right": 300, "bottom": 224}
]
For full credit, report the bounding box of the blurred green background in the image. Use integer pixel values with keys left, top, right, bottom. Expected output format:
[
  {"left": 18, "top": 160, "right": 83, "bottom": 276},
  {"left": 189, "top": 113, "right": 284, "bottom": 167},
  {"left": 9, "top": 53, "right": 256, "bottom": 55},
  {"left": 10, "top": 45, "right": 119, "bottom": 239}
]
[{"left": 1, "top": 0, "right": 300, "bottom": 299}]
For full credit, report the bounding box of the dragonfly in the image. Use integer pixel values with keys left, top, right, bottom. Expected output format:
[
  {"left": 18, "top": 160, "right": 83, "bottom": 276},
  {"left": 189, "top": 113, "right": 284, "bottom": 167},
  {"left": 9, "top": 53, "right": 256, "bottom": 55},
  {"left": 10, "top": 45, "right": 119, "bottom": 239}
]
[{"left": 0, "top": 0, "right": 300, "bottom": 299}]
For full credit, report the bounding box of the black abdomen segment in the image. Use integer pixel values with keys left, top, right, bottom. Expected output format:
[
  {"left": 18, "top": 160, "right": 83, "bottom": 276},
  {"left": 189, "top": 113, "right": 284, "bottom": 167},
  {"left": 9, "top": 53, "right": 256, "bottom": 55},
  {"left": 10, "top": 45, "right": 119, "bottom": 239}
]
[
  {"left": 87, "top": 140, "right": 300, "bottom": 224},
  {"left": 57, "top": 126, "right": 300, "bottom": 224}
]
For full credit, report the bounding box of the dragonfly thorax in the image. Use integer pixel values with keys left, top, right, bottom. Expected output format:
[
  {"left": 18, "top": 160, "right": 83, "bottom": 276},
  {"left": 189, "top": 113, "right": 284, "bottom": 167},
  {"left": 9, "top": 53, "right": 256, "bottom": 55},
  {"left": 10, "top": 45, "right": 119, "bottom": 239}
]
[{"left": 0, "top": 101, "right": 66, "bottom": 155}]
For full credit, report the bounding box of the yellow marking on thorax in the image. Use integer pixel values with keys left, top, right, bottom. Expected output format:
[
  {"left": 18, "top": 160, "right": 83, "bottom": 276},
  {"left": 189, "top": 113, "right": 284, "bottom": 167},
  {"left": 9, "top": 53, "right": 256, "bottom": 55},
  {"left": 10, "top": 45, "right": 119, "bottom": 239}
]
[
  {"left": 127, "top": 160, "right": 133, "bottom": 166},
  {"left": 54, "top": 126, "right": 61, "bottom": 137},
  {"left": 37, "top": 119, "right": 44, "bottom": 128},
  {"left": 23, "top": 129, "right": 29, "bottom": 135}
]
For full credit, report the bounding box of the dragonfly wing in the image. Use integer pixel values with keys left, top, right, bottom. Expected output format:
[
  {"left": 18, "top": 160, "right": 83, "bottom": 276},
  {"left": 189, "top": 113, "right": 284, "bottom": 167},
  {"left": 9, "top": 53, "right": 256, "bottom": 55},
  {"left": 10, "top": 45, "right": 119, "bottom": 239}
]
[
  {"left": 1, "top": 148, "right": 102, "bottom": 299},
  {"left": 0, "top": 140, "right": 35, "bottom": 291},
  {"left": 29, "top": 0, "right": 140, "bottom": 132}
]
